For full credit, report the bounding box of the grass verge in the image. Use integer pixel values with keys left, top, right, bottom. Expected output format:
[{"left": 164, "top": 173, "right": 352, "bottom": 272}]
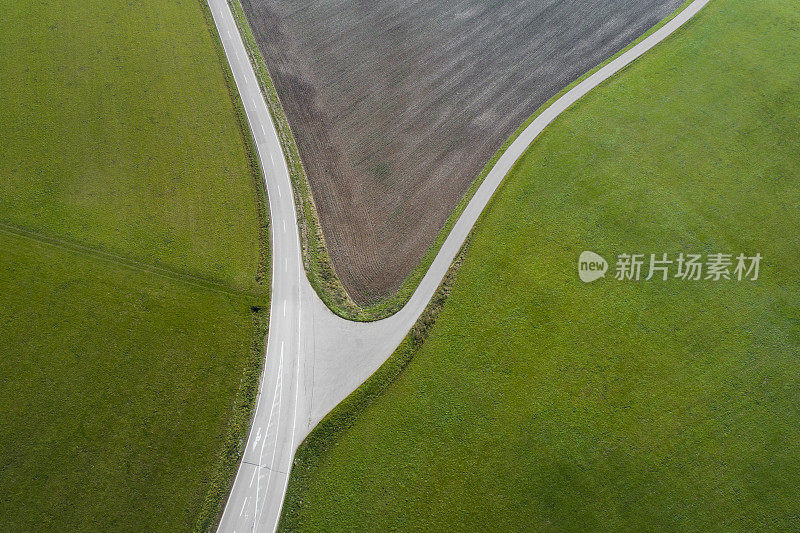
[
  {"left": 194, "top": 2, "right": 273, "bottom": 527},
  {"left": 278, "top": 0, "right": 800, "bottom": 529}
]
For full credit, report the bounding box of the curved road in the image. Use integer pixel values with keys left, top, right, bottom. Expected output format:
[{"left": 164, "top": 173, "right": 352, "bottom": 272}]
[{"left": 208, "top": 0, "right": 710, "bottom": 530}]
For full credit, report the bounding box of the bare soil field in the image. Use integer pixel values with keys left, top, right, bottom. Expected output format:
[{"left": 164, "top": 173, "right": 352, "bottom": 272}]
[{"left": 241, "top": 0, "right": 683, "bottom": 303}]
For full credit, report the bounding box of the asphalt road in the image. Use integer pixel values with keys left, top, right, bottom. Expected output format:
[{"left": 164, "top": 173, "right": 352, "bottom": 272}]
[{"left": 208, "top": 0, "right": 710, "bottom": 530}]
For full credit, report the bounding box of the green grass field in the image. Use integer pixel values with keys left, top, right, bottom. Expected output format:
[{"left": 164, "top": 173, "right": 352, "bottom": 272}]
[
  {"left": 0, "top": 0, "right": 267, "bottom": 529},
  {"left": 281, "top": 0, "right": 800, "bottom": 530},
  {"left": 0, "top": 0, "right": 266, "bottom": 292}
]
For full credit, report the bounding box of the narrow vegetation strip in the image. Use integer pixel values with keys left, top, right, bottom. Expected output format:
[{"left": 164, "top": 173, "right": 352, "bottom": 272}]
[
  {"left": 195, "top": 307, "right": 270, "bottom": 532},
  {"left": 279, "top": 0, "right": 800, "bottom": 530}
]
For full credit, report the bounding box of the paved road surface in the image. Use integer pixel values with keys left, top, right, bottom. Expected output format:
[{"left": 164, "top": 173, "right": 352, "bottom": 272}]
[{"left": 208, "top": 0, "right": 709, "bottom": 530}]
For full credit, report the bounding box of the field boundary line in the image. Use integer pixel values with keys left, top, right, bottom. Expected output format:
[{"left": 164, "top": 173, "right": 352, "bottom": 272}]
[{"left": 0, "top": 221, "right": 262, "bottom": 301}]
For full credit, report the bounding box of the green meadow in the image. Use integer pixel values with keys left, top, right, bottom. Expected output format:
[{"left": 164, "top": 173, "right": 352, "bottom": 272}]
[
  {"left": 1, "top": 0, "right": 267, "bottom": 529},
  {"left": 282, "top": 1, "right": 800, "bottom": 530}
]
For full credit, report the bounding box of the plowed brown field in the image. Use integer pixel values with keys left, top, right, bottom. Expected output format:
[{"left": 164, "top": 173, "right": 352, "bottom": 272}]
[{"left": 241, "top": 0, "right": 683, "bottom": 303}]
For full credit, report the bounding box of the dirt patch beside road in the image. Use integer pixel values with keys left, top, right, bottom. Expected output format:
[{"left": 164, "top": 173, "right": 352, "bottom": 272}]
[{"left": 241, "top": 0, "right": 683, "bottom": 304}]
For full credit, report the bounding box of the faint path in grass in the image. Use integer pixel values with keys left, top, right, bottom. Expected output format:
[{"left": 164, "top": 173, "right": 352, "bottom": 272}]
[{"left": 0, "top": 221, "right": 264, "bottom": 301}]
